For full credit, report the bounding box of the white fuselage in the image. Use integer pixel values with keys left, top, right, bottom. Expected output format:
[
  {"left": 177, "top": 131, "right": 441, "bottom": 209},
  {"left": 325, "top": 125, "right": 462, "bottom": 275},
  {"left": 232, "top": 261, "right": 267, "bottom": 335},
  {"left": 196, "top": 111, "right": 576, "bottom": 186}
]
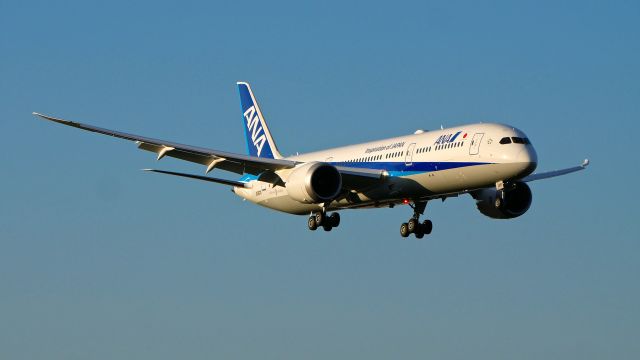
[{"left": 233, "top": 123, "right": 538, "bottom": 215}]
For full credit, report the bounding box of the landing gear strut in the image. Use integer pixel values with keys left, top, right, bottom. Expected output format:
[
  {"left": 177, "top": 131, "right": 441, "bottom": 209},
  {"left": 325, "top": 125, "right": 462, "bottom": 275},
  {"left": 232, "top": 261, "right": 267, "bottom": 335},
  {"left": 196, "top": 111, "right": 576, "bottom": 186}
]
[
  {"left": 308, "top": 210, "right": 340, "bottom": 232},
  {"left": 400, "top": 201, "right": 433, "bottom": 239}
]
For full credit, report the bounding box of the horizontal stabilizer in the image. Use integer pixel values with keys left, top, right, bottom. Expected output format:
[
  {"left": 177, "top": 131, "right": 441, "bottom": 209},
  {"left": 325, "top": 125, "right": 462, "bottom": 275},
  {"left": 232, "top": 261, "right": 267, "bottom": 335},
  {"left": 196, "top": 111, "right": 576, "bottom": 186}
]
[{"left": 143, "top": 169, "right": 246, "bottom": 187}]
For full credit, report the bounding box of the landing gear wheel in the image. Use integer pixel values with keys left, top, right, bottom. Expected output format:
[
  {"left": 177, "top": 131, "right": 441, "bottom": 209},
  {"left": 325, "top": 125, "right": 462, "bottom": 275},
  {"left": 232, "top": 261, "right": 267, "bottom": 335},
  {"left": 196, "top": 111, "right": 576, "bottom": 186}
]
[
  {"left": 400, "top": 223, "right": 410, "bottom": 238},
  {"left": 400, "top": 201, "right": 431, "bottom": 238},
  {"left": 308, "top": 216, "right": 318, "bottom": 231},
  {"left": 314, "top": 211, "right": 325, "bottom": 226},
  {"left": 421, "top": 219, "right": 433, "bottom": 235},
  {"left": 407, "top": 218, "right": 419, "bottom": 233},
  {"left": 322, "top": 223, "right": 333, "bottom": 231},
  {"left": 329, "top": 212, "right": 340, "bottom": 227}
]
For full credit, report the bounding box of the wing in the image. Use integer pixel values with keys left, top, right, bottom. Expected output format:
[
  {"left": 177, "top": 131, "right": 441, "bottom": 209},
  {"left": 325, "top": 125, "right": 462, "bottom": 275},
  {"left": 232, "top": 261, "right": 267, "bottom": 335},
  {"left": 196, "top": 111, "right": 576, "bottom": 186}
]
[
  {"left": 334, "top": 165, "right": 386, "bottom": 191},
  {"left": 34, "top": 112, "right": 297, "bottom": 175},
  {"left": 34, "top": 112, "right": 392, "bottom": 190},
  {"left": 520, "top": 159, "right": 590, "bottom": 182}
]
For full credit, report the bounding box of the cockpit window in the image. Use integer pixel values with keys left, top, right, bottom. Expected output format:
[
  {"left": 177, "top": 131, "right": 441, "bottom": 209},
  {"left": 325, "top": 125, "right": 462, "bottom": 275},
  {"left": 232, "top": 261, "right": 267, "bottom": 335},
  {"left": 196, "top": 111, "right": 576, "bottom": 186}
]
[
  {"left": 499, "top": 137, "right": 512, "bottom": 144},
  {"left": 512, "top": 137, "right": 525, "bottom": 144}
]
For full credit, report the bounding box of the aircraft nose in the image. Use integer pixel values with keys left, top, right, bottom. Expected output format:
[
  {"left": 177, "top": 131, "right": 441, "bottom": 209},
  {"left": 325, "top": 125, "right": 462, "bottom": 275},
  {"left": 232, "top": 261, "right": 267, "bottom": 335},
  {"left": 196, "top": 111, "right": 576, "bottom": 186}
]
[{"left": 516, "top": 146, "right": 538, "bottom": 177}]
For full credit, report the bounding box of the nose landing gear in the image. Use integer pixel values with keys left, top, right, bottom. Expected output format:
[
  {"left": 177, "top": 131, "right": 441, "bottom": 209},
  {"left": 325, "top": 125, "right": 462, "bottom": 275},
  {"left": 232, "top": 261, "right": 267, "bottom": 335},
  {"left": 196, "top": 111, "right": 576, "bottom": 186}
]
[{"left": 400, "top": 201, "right": 432, "bottom": 239}]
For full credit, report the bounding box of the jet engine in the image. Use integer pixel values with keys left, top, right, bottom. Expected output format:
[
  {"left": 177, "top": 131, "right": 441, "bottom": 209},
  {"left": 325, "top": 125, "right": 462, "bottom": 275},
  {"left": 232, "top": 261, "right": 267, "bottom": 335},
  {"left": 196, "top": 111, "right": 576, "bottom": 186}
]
[
  {"left": 472, "top": 182, "right": 532, "bottom": 219},
  {"left": 285, "top": 162, "right": 342, "bottom": 204}
]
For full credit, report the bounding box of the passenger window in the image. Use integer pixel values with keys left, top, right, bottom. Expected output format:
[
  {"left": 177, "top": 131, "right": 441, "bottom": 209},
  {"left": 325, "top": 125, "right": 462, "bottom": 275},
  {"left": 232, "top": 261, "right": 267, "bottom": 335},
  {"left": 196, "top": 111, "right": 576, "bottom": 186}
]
[{"left": 499, "top": 137, "right": 512, "bottom": 144}]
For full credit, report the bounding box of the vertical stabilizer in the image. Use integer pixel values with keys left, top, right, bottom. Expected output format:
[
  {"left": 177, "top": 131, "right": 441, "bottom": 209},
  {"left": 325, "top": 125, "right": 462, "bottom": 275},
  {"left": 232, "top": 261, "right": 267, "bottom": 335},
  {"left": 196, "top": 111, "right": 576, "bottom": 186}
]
[{"left": 237, "top": 82, "right": 283, "bottom": 159}]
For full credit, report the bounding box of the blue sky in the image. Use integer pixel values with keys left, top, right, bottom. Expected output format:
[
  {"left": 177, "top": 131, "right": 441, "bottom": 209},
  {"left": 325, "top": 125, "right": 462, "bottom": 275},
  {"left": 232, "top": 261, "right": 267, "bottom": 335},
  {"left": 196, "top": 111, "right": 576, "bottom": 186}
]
[{"left": 1, "top": 0, "right": 639, "bottom": 359}]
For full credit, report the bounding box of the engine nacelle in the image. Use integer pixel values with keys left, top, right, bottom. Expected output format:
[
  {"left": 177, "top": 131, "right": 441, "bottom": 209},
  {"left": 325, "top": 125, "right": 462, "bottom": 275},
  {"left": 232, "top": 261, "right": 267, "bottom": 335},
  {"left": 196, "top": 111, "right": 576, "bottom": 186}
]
[
  {"left": 285, "top": 162, "right": 342, "bottom": 204},
  {"left": 472, "top": 182, "right": 533, "bottom": 219}
]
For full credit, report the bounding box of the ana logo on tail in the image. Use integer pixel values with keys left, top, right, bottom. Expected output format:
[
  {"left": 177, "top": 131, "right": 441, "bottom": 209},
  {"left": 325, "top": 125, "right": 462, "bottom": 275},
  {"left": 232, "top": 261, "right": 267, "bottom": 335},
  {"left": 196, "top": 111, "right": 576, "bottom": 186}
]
[
  {"left": 237, "top": 82, "right": 281, "bottom": 159},
  {"left": 243, "top": 105, "right": 267, "bottom": 156}
]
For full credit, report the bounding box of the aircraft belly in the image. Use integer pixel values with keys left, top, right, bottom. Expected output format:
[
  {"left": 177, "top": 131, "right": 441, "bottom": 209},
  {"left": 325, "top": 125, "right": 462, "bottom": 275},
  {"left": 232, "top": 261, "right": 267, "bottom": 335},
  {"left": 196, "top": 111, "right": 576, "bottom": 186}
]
[
  {"left": 235, "top": 185, "right": 320, "bottom": 215},
  {"left": 233, "top": 162, "right": 532, "bottom": 214}
]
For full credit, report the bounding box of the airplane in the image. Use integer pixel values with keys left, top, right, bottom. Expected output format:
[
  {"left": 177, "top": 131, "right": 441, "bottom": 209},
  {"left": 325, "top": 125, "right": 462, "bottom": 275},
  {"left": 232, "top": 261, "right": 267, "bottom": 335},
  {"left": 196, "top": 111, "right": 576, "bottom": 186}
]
[{"left": 34, "top": 82, "right": 589, "bottom": 238}]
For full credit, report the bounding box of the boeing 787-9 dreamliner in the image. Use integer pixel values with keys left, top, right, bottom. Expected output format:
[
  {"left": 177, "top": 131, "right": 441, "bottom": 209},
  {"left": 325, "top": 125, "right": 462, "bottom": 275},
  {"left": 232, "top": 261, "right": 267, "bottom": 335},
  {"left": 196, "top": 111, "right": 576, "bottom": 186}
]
[{"left": 34, "top": 82, "right": 589, "bottom": 238}]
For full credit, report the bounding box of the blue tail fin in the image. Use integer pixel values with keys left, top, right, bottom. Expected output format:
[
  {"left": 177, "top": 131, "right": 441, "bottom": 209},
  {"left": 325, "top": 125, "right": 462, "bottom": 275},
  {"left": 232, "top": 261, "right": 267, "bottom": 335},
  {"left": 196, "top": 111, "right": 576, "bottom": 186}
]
[{"left": 237, "top": 82, "right": 282, "bottom": 159}]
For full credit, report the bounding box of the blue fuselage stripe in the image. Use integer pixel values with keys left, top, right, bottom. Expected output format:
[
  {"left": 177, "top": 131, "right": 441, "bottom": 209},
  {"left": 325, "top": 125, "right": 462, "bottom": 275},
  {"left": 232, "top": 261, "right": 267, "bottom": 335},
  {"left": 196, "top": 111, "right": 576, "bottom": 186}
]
[
  {"left": 333, "top": 161, "right": 490, "bottom": 175},
  {"left": 238, "top": 161, "right": 491, "bottom": 182}
]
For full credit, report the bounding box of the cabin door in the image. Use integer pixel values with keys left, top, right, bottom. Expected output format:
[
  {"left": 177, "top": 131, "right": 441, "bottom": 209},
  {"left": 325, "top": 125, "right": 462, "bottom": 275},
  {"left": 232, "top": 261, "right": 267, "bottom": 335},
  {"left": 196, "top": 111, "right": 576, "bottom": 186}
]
[
  {"left": 469, "top": 133, "right": 484, "bottom": 155},
  {"left": 405, "top": 143, "right": 416, "bottom": 166}
]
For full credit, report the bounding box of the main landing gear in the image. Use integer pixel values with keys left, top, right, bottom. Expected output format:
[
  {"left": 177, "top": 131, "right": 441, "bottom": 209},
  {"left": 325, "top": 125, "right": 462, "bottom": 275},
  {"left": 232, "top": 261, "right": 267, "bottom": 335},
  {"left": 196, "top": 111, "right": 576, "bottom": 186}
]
[
  {"left": 308, "top": 211, "right": 340, "bottom": 232},
  {"left": 400, "top": 201, "right": 433, "bottom": 239}
]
